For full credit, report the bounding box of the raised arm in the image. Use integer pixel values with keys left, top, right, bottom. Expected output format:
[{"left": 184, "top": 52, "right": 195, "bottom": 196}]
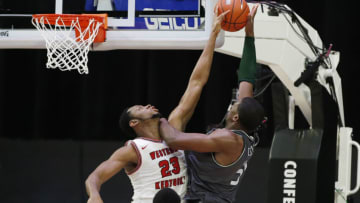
[
  {"left": 237, "top": 4, "right": 259, "bottom": 100},
  {"left": 85, "top": 144, "right": 137, "bottom": 203},
  {"left": 168, "top": 8, "right": 230, "bottom": 131},
  {"left": 160, "top": 118, "right": 242, "bottom": 153}
]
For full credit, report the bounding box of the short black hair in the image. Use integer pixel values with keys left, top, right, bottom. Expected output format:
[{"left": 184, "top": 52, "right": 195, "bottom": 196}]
[
  {"left": 153, "top": 188, "right": 180, "bottom": 203},
  {"left": 119, "top": 107, "right": 137, "bottom": 139},
  {"left": 237, "top": 97, "right": 264, "bottom": 132}
]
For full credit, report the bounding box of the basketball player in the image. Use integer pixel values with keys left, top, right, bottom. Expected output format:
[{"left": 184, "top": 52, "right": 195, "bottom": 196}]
[
  {"left": 159, "top": 4, "right": 262, "bottom": 203},
  {"left": 85, "top": 8, "right": 230, "bottom": 203}
]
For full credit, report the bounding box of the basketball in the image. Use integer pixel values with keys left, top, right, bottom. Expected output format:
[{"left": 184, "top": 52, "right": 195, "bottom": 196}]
[{"left": 217, "top": 0, "right": 250, "bottom": 32}]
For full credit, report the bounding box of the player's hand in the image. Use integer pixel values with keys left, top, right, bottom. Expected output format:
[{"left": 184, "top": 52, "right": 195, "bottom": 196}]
[
  {"left": 160, "top": 118, "right": 168, "bottom": 123},
  {"left": 245, "top": 4, "right": 259, "bottom": 37},
  {"left": 159, "top": 118, "right": 169, "bottom": 135},
  {"left": 159, "top": 118, "right": 175, "bottom": 139},
  {"left": 212, "top": 5, "right": 230, "bottom": 35},
  {"left": 87, "top": 196, "right": 104, "bottom": 203}
]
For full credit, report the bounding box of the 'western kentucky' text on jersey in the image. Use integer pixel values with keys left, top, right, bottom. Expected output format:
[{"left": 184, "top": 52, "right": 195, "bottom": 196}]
[
  {"left": 126, "top": 137, "right": 188, "bottom": 203},
  {"left": 185, "top": 129, "right": 254, "bottom": 203}
]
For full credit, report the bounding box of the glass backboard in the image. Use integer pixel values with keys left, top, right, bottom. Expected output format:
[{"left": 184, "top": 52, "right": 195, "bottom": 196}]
[{"left": 0, "top": 0, "right": 224, "bottom": 50}]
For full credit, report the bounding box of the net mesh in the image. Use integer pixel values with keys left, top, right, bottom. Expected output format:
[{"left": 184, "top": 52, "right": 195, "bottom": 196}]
[{"left": 32, "top": 16, "right": 103, "bottom": 74}]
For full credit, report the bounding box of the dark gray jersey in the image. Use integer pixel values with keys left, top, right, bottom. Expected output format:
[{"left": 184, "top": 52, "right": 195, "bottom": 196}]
[{"left": 185, "top": 129, "right": 254, "bottom": 203}]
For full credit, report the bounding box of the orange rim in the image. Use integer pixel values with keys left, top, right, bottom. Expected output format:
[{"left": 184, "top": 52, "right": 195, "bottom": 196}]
[{"left": 32, "top": 14, "right": 108, "bottom": 43}]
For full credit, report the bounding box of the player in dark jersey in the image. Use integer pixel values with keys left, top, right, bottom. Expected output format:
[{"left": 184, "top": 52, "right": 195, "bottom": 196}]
[{"left": 159, "top": 4, "right": 263, "bottom": 203}]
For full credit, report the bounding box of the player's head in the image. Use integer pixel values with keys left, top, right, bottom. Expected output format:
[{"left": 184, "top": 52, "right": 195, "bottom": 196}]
[
  {"left": 119, "top": 104, "right": 162, "bottom": 138},
  {"left": 226, "top": 97, "right": 264, "bottom": 132},
  {"left": 153, "top": 188, "right": 181, "bottom": 203}
]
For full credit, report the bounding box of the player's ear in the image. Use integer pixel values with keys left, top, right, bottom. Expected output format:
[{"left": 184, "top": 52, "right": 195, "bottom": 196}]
[
  {"left": 129, "top": 119, "right": 139, "bottom": 127},
  {"left": 232, "top": 114, "right": 239, "bottom": 122}
]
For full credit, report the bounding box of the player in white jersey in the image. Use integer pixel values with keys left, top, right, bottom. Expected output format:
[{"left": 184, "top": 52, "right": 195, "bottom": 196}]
[
  {"left": 125, "top": 137, "right": 187, "bottom": 201},
  {"left": 85, "top": 8, "right": 229, "bottom": 203}
]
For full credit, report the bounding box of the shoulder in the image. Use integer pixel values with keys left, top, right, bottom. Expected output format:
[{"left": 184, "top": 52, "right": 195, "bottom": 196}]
[
  {"left": 209, "top": 129, "right": 244, "bottom": 150},
  {"left": 210, "top": 128, "right": 244, "bottom": 140},
  {"left": 109, "top": 141, "right": 138, "bottom": 164}
]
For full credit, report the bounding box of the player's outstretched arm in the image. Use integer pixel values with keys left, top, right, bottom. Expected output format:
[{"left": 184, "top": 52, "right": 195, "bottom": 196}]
[
  {"left": 237, "top": 4, "right": 259, "bottom": 100},
  {"left": 160, "top": 118, "right": 242, "bottom": 153},
  {"left": 168, "top": 8, "right": 230, "bottom": 131},
  {"left": 85, "top": 145, "right": 137, "bottom": 203}
]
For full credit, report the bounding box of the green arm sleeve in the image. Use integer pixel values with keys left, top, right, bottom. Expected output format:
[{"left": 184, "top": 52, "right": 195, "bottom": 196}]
[{"left": 237, "top": 36, "right": 257, "bottom": 85}]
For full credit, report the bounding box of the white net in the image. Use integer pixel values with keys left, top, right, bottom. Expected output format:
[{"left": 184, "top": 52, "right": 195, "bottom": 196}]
[{"left": 32, "top": 16, "right": 103, "bottom": 74}]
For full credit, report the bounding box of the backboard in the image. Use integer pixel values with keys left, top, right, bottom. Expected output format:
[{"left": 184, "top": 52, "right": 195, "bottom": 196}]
[{"left": 0, "top": 0, "right": 224, "bottom": 50}]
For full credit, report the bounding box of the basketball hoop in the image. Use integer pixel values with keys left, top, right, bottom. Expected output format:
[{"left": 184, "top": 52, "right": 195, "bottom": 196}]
[{"left": 32, "top": 14, "right": 108, "bottom": 74}]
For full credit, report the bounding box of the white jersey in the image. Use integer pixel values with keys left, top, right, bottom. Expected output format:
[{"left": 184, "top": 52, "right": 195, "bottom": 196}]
[{"left": 126, "top": 137, "right": 188, "bottom": 203}]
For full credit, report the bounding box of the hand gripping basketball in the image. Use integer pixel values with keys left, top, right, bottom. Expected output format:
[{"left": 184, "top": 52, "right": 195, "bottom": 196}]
[
  {"left": 245, "top": 4, "right": 259, "bottom": 37},
  {"left": 213, "top": 5, "right": 231, "bottom": 35},
  {"left": 216, "top": 0, "right": 250, "bottom": 32}
]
